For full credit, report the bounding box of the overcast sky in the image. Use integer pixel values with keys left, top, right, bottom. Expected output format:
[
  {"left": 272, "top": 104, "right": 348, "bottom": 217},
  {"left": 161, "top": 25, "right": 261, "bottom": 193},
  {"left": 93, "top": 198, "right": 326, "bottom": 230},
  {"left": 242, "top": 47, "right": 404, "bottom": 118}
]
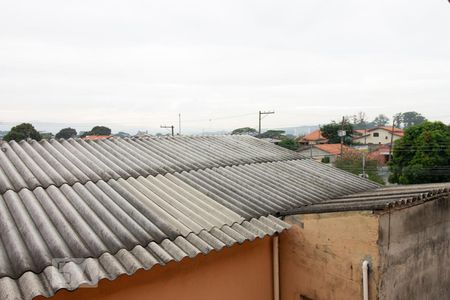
[{"left": 1, "top": 0, "right": 449, "bottom": 133}]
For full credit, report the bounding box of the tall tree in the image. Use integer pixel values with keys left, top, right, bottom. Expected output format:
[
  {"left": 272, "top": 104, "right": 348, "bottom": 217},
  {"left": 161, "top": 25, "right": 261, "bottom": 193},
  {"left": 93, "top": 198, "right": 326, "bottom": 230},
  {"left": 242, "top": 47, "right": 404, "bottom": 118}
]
[
  {"left": 81, "top": 126, "right": 112, "bottom": 137},
  {"left": 55, "top": 127, "right": 77, "bottom": 139},
  {"left": 321, "top": 121, "right": 353, "bottom": 144},
  {"left": 231, "top": 127, "right": 257, "bottom": 135},
  {"left": 277, "top": 138, "right": 298, "bottom": 150},
  {"left": 3, "top": 123, "right": 42, "bottom": 142},
  {"left": 389, "top": 121, "right": 450, "bottom": 184},
  {"left": 257, "top": 130, "right": 285, "bottom": 139},
  {"left": 399, "top": 111, "right": 427, "bottom": 128},
  {"left": 350, "top": 111, "right": 369, "bottom": 130},
  {"left": 335, "top": 151, "right": 385, "bottom": 185},
  {"left": 372, "top": 114, "right": 390, "bottom": 127}
]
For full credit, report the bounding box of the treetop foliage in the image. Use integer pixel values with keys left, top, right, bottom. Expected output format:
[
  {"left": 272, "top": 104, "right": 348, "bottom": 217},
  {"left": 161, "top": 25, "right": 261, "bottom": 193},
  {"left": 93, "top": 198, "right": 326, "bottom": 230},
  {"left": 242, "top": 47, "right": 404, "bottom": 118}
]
[
  {"left": 3, "top": 123, "right": 42, "bottom": 142},
  {"left": 257, "top": 130, "right": 285, "bottom": 139},
  {"left": 372, "top": 114, "right": 390, "bottom": 127},
  {"left": 231, "top": 127, "right": 257, "bottom": 135},
  {"left": 320, "top": 121, "right": 353, "bottom": 144},
  {"left": 80, "top": 126, "right": 112, "bottom": 137},
  {"left": 335, "top": 151, "right": 385, "bottom": 185},
  {"left": 389, "top": 121, "right": 450, "bottom": 184},
  {"left": 55, "top": 127, "right": 77, "bottom": 139}
]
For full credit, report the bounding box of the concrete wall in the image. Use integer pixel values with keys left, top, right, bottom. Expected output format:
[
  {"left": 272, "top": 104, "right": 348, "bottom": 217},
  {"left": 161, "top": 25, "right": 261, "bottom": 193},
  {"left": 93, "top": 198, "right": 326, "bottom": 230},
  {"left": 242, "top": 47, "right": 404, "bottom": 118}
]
[
  {"left": 40, "top": 236, "right": 274, "bottom": 300},
  {"left": 378, "top": 196, "right": 450, "bottom": 299},
  {"left": 280, "top": 212, "right": 380, "bottom": 300}
]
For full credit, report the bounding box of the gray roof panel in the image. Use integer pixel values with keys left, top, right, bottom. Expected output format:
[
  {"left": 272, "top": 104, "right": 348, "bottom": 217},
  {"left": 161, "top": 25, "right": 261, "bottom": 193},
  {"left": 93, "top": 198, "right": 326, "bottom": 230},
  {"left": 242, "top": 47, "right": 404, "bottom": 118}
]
[
  {"left": 280, "top": 183, "right": 450, "bottom": 215},
  {"left": 174, "top": 159, "right": 379, "bottom": 218},
  {"left": 0, "top": 135, "right": 381, "bottom": 300},
  {"left": 0, "top": 136, "right": 303, "bottom": 194}
]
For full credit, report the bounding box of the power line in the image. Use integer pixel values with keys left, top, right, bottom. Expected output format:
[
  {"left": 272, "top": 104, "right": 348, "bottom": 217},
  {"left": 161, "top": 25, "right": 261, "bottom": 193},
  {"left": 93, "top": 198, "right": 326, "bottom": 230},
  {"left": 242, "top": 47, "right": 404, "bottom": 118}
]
[{"left": 182, "top": 112, "right": 254, "bottom": 123}]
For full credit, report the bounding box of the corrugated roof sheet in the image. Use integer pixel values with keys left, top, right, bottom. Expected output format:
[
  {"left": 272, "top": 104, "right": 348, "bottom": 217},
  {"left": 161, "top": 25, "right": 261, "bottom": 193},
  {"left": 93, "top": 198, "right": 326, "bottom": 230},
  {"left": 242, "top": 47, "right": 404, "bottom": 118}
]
[
  {"left": 280, "top": 183, "right": 450, "bottom": 215},
  {"left": 0, "top": 136, "right": 302, "bottom": 194},
  {"left": 0, "top": 135, "right": 381, "bottom": 300},
  {"left": 0, "top": 172, "right": 288, "bottom": 300},
  {"left": 175, "top": 159, "right": 379, "bottom": 218},
  {"left": 0, "top": 214, "right": 286, "bottom": 300}
]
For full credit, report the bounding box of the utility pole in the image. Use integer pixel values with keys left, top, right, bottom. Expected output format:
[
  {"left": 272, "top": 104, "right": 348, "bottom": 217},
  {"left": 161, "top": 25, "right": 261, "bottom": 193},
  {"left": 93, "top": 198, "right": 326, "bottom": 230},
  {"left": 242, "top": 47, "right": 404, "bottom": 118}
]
[
  {"left": 388, "top": 117, "right": 396, "bottom": 162},
  {"left": 160, "top": 125, "right": 174, "bottom": 136},
  {"left": 362, "top": 152, "right": 366, "bottom": 177},
  {"left": 258, "top": 111, "right": 275, "bottom": 135},
  {"left": 363, "top": 120, "right": 367, "bottom": 145},
  {"left": 178, "top": 113, "right": 181, "bottom": 135},
  {"left": 339, "top": 116, "right": 345, "bottom": 158}
]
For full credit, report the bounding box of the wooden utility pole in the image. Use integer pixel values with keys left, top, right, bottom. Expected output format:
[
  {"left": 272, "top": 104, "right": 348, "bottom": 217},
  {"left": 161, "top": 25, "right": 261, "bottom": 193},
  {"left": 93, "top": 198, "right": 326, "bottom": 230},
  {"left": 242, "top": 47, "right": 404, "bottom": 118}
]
[
  {"left": 160, "top": 125, "right": 174, "bottom": 136},
  {"left": 258, "top": 111, "right": 275, "bottom": 135},
  {"left": 388, "top": 117, "right": 396, "bottom": 161},
  {"left": 340, "top": 116, "right": 345, "bottom": 157},
  {"left": 178, "top": 113, "right": 181, "bottom": 135}
]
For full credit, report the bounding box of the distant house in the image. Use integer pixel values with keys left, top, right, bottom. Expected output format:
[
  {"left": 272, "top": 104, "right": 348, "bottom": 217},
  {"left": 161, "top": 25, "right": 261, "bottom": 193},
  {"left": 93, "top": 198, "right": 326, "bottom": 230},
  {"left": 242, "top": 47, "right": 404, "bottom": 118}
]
[
  {"left": 298, "top": 143, "right": 354, "bottom": 163},
  {"left": 353, "top": 129, "right": 366, "bottom": 135},
  {"left": 367, "top": 144, "right": 392, "bottom": 165},
  {"left": 298, "top": 129, "right": 328, "bottom": 145},
  {"left": 353, "top": 126, "right": 403, "bottom": 145}
]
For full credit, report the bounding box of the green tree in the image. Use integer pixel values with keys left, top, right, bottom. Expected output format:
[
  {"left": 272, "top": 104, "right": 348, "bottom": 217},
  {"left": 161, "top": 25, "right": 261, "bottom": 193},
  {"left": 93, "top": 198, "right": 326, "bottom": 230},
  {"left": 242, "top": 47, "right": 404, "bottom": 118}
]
[
  {"left": 80, "top": 126, "right": 112, "bottom": 137},
  {"left": 231, "top": 127, "right": 257, "bottom": 135},
  {"left": 320, "top": 121, "right": 353, "bottom": 144},
  {"left": 3, "top": 123, "right": 42, "bottom": 142},
  {"left": 372, "top": 114, "right": 390, "bottom": 127},
  {"left": 89, "top": 126, "right": 111, "bottom": 136},
  {"left": 40, "top": 132, "right": 54, "bottom": 139},
  {"left": 335, "top": 151, "right": 385, "bottom": 185},
  {"left": 277, "top": 138, "right": 298, "bottom": 150},
  {"left": 257, "top": 130, "right": 285, "bottom": 139},
  {"left": 350, "top": 112, "right": 370, "bottom": 130},
  {"left": 389, "top": 121, "right": 450, "bottom": 184},
  {"left": 398, "top": 111, "right": 427, "bottom": 128},
  {"left": 55, "top": 127, "right": 77, "bottom": 139}
]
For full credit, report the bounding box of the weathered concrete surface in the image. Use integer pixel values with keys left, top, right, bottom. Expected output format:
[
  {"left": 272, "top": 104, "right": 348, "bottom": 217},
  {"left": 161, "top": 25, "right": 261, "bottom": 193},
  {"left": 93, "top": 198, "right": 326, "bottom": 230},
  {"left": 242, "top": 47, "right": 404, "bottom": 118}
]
[
  {"left": 281, "top": 212, "right": 380, "bottom": 300},
  {"left": 378, "top": 196, "right": 450, "bottom": 299}
]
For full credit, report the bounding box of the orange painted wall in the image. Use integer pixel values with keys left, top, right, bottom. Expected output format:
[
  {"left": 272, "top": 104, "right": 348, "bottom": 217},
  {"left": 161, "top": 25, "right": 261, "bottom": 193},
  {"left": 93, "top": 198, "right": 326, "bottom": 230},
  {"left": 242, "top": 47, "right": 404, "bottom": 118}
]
[{"left": 39, "top": 236, "right": 273, "bottom": 300}]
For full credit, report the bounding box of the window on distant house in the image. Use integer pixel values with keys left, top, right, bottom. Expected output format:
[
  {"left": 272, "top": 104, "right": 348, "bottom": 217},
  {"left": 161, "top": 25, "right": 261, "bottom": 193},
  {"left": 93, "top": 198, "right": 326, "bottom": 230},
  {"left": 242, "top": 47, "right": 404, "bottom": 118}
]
[
  {"left": 385, "top": 136, "right": 388, "bottom": 139},
  {"left": 373, "top": 132, "right": 379, "bottom": 137}
]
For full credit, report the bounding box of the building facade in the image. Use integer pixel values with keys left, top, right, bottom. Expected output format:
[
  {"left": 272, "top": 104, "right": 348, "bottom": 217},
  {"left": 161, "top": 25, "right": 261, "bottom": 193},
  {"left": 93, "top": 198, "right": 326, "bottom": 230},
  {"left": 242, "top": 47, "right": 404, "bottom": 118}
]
[{"left": 353, "top": 127, "right": 403, "bottom": 145}]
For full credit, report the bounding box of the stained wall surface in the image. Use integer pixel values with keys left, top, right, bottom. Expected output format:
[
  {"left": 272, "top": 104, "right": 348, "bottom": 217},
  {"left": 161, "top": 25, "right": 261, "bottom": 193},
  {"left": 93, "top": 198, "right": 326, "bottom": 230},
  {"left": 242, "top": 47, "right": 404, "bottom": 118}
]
[
  {"left": 378, "top": 196, "right": 450, "bottom": 299},
  {"left": 280, "top": 212, "right": 380, "bottom": 300}
]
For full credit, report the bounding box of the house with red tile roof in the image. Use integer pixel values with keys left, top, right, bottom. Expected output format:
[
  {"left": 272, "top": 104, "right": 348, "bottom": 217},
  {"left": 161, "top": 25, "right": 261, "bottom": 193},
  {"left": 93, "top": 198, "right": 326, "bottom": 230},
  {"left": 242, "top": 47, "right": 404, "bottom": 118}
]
[
  {"left": 298, "top": 143, "right": 356, "bottom": 163},
  {"left": 353, "top": 126, "right": 403, "bottom": 145},
  {"left": 298, "top": 129, "right": 328, "bottom": 145}
]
